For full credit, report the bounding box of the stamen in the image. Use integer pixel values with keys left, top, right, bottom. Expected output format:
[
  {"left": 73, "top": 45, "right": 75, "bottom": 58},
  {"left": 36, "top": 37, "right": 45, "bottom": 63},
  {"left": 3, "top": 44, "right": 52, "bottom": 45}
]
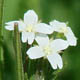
[
  {"left": 26, "top": 25, "right": 35, "bottom": 32},
  {"left": 43, "top": 45, "right": 52, "bottom": 56},
  {"left": 60, "top": 27, "right": 68, "bottom": 33}
]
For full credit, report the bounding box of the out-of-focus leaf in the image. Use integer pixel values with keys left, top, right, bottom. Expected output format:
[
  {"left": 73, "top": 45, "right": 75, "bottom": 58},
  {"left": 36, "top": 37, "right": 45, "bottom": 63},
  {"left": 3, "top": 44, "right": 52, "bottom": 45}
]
[{"left": 0, "top": 0, "right": 4, "bottom": 79}]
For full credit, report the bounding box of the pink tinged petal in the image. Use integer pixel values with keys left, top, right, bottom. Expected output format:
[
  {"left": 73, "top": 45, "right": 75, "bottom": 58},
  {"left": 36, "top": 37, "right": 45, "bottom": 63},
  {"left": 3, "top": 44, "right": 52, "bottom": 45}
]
[
  {"left": 35, "top": 34, "right": 49, "bottom": 47},
  {"left": 65, "top": 27, "right": 77, "bottom": 46},
  {"left": 47, "top": 53, "right": 63, "bottom": 69},
  {"left": 21, "top": 32, "right": 28, "bottom": 43},
  {"left": 27, "top": 32, "right": 35, "bottom": 45},
  {"left": 50, "top": 39, "right": 69, "bottom": 51},
  {"left": 24, "top": 10, "right": 38, "bottom": 25},
  {"left": 36, "top": 23, "right": 53, "bottom": 34},
  {"left": 27, "top": 46, "right": 44, "bottom": 59},
  {"left": 5, "top": 21, "right": 19, "bottom": 30}
]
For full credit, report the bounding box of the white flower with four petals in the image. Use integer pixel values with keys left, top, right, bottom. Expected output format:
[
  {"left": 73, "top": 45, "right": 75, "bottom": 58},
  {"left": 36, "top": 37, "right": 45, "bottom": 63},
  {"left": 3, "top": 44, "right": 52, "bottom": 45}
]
[
  {"left": 5, "top": 10, "right": 53, "bottom": 44},
  {"left": 27, "top": 36, "right": 69, "bottom": 69},
  {"left": 18, "top": 10, "right": 53, "bottom": 44}
]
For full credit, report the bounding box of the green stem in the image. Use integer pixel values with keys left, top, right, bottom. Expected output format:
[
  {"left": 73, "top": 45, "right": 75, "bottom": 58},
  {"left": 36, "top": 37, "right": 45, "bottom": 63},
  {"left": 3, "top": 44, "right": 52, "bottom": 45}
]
[
  {"left": 14, "top": 23, "right": 24, "bottom": 80},
  {"left": 0, "top": 0, "right": 4, "bottom": 79},
  {"left": 0, "top": 45, "right": 4, "bottom": 80},
  {"left": 24, "top": 72, "right": 28, "bottom": 80}
]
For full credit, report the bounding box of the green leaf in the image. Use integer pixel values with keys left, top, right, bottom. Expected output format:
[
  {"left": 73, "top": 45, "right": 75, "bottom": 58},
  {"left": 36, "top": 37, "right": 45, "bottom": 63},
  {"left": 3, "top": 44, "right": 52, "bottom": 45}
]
[{"left": 0, "top": 0, "right": 4, "bottom": 79}]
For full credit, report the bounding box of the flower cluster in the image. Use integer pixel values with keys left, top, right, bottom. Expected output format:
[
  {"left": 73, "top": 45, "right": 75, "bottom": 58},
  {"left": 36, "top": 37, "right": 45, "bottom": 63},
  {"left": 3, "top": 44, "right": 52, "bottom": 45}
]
[{"left": 5, "top": 10, "right": 77, "bottom": 69}]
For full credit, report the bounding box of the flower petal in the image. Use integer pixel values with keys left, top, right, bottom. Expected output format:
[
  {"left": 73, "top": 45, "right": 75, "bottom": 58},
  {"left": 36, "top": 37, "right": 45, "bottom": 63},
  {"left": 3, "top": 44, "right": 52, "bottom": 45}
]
[
  {"left": 18, "top": 20, "right": 26, "bottom": 31},
  {"left": 36, "top": 23, "right": 53, "bottom": 34},
  {"left": 51, "top": 39, "right": 69, "bottom": 52},
  {"left": 47, "top": 53, "right": 63, "bottom": 69},
  {"left": 24, "top": 10, "right": 38, "bottom": 25},
  {"left": 35, "top": 34, "right": 49, "bottom": 47},
  {"left": 65, "top": 27, "right": 77, "bottom": 46},
  {"left": 27, "top": 46, "right": 44, "bottom": 59},
  {"left": 47, "top": 53, "right": 57, "bottom": 69},
  {"left": 5, "top": 26, "right": 14, "bottom": 30},
  {"left": 5, "top": 21, "right": 19, "bottom": 30},
  {"left": 54, "top": 53, "right": 63, "bottom": 69},
  {"left": 21, "top": 32, "right": 28, "bottom": 43},
  {"left": 5, "top": 21, "right": 19, "bottom": 25},
  {"left": 28, "top": 32, "right": 35, "bottom": 45},
  {"left": 50, "top": 20, "right": 67, "bottom": 32}
]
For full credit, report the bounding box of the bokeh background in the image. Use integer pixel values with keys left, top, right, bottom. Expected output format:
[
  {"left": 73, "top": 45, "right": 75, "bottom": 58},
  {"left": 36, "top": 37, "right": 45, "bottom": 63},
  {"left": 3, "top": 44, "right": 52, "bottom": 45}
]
[{"left": 2, "top": 0, "right": 80, "bottom": 80}]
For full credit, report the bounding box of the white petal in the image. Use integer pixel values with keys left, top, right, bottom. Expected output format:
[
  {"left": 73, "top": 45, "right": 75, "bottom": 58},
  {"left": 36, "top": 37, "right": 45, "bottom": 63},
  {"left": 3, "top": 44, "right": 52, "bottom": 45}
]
[
  {"left": 47, "top": 53, "right": 63, "bottom": 69},
  {"left": 21, "top": 32, "right": 28, "bottom": 43},
  {"left": 51, "top": 39, "right": 69, "bottom": 52},
  {"left": 36, "top": 23, "right": 53, "bottom": 34},
  {"left": 65, "top": 27, "right": 77, "bottom": 46},
  {"left": 5, "top": 26, "right": 14, "bottom": 30},
  {"left": 24, "top": 10, "right": 38, "bottom": 25},
  {"left": 50, "top": 20, "right": 66, "bottom": 32},
  {"left": 27, "top": 46, "right": 44, "bottom": 59},
  {"left": 47, "top": 53, "right": 57, "bottom": 69},
  {"left": 54, "top": 53, "right": 63, "bottom": 69},
  {"left": 35, "top": 34, "right": 49, "bottom": 47},
  {"left": 50, "top": 20, "right": 60, "bottom": 25},
  {"left": 18, "top": 20, "right": 26, "bottom": 31},
  {"left": 5, "top": 21, "right": 19, "bottom": 30},
  {"left": 5, "top": 21, "right": 19, "bottom": 25},
  {"left": 28, "top": 32, "right": 35, "bottom": 45}
]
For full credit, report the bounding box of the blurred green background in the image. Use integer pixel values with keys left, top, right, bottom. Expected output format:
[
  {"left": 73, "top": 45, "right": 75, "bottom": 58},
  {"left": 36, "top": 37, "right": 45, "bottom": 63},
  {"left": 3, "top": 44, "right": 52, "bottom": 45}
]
[{"left": 2, "top": 0, "right": 80, "bottom": 80}]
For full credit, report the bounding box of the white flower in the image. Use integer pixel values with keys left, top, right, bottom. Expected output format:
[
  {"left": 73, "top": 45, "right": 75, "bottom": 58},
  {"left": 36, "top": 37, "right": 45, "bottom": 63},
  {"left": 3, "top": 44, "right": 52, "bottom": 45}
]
[
  {"left": 18, "top": 10, "right": 53, "bottom": 44},
  {"left": 5, "top": 10, "right": 53, "bottom": 44},
  {"left": 50, "top": 20, "right": 77, "bottom": 46},
  {"left": 27, "top": 36, "right": 69, "bottom": 69},
  {"left": 5, "top": 21, "right": 19, "bottom": 30}
]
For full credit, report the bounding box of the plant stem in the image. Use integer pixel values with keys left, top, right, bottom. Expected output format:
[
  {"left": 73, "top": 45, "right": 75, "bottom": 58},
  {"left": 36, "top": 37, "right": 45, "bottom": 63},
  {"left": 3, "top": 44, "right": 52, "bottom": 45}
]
[
  {"left": 14, "top": 23, "right": 24, "bottom": 80},
  {"left": 0, "top": 0, "right": 4, "bottom": 79}
]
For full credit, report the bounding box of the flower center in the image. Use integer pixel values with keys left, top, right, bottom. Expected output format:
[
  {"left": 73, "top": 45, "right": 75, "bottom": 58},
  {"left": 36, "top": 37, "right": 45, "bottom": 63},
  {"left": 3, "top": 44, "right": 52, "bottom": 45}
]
[
  {"left": 26, "top": 25, "right": 34, "bottom": 32},
  {"left": 43, "top": 45, "right": 52, "bottom": 56},
  {"left": 59, "top": 27, "right": 68, "bottom": 33}
]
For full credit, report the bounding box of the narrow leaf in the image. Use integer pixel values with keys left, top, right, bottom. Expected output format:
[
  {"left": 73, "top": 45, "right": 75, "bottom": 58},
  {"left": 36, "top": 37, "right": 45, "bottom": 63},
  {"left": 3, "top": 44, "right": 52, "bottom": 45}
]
[{"left": 0, "top": 0, "right": 4, "bottom": 79}]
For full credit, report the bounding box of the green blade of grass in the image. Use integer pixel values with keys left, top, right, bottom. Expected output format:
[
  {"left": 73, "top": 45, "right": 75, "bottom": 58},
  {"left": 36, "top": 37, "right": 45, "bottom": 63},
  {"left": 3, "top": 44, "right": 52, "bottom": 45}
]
[
  {"left": 14, "top": 23, "right": 24, "bottom": 80},
  {"left": 0, "top": 0, "right": 4, "bottom": 79}
]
